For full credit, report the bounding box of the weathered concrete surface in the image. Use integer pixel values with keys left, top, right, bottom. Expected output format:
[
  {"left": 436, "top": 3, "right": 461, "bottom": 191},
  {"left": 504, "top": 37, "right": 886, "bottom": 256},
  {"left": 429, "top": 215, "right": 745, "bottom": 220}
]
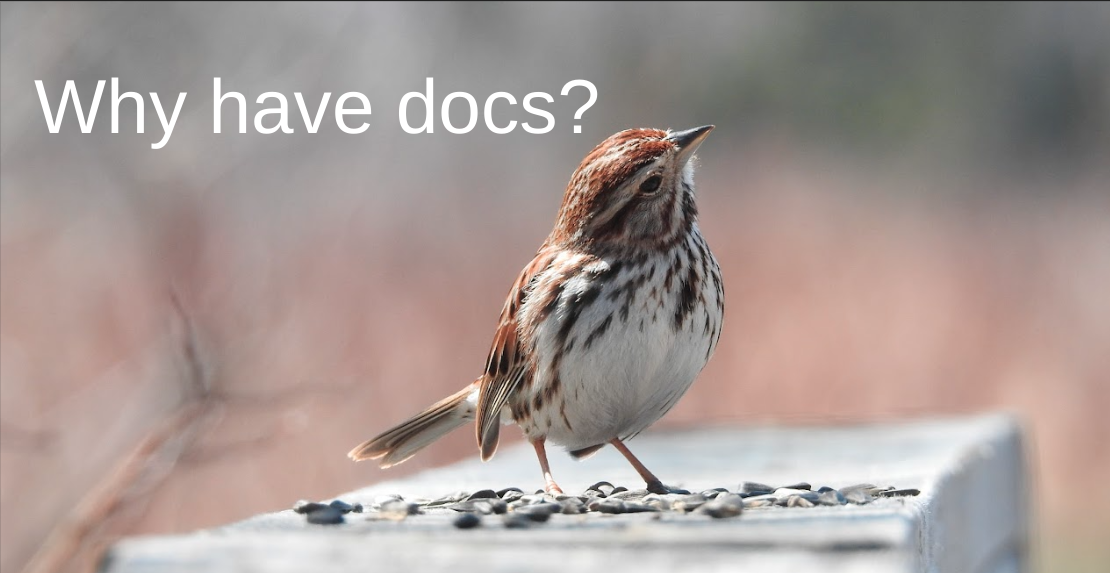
[{"left": 100, "top": 413, "right": 1028, "bottom": 573}]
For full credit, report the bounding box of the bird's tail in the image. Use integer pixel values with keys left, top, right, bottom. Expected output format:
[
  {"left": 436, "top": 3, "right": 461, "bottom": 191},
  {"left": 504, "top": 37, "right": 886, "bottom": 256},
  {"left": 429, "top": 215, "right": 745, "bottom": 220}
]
[{"left": 347, "top": 384, "right": 477, "bottom": 468}]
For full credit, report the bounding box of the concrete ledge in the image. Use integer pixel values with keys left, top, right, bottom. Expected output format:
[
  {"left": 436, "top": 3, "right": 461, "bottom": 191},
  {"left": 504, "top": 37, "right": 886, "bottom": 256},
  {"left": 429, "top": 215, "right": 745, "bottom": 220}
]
[{"left": 101, "top": 413, "right": 1028, "bottom": 573}]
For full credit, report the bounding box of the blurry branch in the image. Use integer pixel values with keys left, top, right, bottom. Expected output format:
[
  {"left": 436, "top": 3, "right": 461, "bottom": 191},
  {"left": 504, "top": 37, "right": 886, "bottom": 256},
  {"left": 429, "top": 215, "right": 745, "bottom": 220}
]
[
  {"left": 21, "top": 402, "right": 211, "bottom": 573},
  {"left": 171, "top": 289, "right": 211, "bottom": 401},
  {"left": 22, "top": 289, "right": 215, "bottom": 573},
  {"left": 21, "top": 287, "right": 345, "bottom": 573}
]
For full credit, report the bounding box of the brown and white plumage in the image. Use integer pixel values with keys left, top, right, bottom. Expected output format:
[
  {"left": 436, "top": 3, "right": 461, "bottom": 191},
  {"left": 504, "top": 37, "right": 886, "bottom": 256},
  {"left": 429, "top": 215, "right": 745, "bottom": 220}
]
[{"left": 349, "top": 126, "right": 722, "bottom": 494}]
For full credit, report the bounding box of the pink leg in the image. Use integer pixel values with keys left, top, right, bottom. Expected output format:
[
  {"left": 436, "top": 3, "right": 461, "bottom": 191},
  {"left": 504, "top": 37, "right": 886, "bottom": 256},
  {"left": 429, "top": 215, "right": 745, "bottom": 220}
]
[
  {"left": 532, "top": 438, "right": 564, "bottom": 494},
  {"left": 610, "top": 439, "right": 668, "bottom": 494}
]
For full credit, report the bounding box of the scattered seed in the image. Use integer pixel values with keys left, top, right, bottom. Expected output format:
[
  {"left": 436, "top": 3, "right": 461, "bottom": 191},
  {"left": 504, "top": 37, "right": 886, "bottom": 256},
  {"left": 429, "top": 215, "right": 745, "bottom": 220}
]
[
  {"left": 621, "top": 502, "right": 660, "bottom": 513},
  {"left": 379, "top": 500, "right": 419, "bottom": 519},
  {"left": 306, "top": 506, "right": 345, "bottom": 525},
  {"left": 609, "top": 489, "right": 649, "bottom": 500},
  {"left": 817, "top": 490, "right": 847, "bottom": 506},
  {"left": 878, "top": 488, "right": 921, "bottom": 498},
  {"left": 743, "top": 497, "right": 777, "bottom": 508},
  {"left": 672, "top": 494, "right": 708, "bottom": 512},
  {"left": 701, "top": 494, "right": 743, "bottom": 518},
  {"left": 453, "top": 512, "right": 482, "bottom": 529},
  {"left": 842, "top": 489, "right": 873, "bottom": 505},
  {"left": 783, "top": 495, "right": 815, "bottom": 508},
  {"left": 503, "top": 514, "right": 534, "bottom": 528},
  {"left": 293, "top": 501, "right": 328, "bottom": 514},
  {"left": 515, "top": 504, "right": 557, "bottom": 522},
  {"left": 449, "top": 500, "right": 493, "bottom": 514},
  {"left": 586, "top": 481, "right": 614, "bottom": 493},
  {"left": 594, "top": 499, "right": 626, "bottom": 514},
  {"left": 328, "top": 500, "right": 357, "bottom": 513},
  {"left": 740, "top": 482, "right": 775, "bottom": 496}
]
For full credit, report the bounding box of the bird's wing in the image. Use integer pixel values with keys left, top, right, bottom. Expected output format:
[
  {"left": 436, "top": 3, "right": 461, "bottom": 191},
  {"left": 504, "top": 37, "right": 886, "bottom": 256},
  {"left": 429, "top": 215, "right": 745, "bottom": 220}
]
[{"left": 475, "top": 246, "right": 559, "bottom": 461}]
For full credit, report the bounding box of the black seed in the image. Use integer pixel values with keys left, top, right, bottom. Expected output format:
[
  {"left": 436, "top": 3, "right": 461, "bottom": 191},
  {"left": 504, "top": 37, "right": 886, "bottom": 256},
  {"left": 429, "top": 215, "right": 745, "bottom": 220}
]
[
  {"left": 450, "top": 500, "right": 492, "bottom": 514},
  {"left": 515, "top": 504, "right": 557, "bottom": 522},
  {"left": 306, "top": 506, "right": 345, "bottom": 525},
  {"left": 453, "top": 513, "right": 482, "bottom": 529},
  {"left": 468, "top": 489, "right": 498, "bottom": 500},
  {"left": 818, "top": 490, "right": 847, "bottom": 506},
  {"left": 782, "top": 482, "right": 812, "bottom": 491},
  {"left": 497, "top": 487, "right": 524, "bottom": 498},
  {"left": 586, "top": 481, "right": 615, "bottom": 494},
  {"left": 293, "top": 501, "right": 328, "bottom": 514},
  {"left": 425, "top": 492, "right": 469, "bottom": 507},
  {"left": 328, "top": 500, "right": 355, "bottom": 513},
  {"left": 878, "top": 488, "right": 921, "bottom": 498},
  {"left": 525, "top": 502, "right": 561, "bottom": 515},
  {"left": 740, "top": 482, "right": 775, "bottom": 496},
  {"left": 621, "top": 502, "right": 660, "bottom": 513},
  {"left": 593, "top": 499, "right": 626, "bottom": 514},
  {"left": 609, "top": 489, "right": 650, "bottom": 500},
  {"left": 503, "top": 514, "right": 533, "bottom": 529}
]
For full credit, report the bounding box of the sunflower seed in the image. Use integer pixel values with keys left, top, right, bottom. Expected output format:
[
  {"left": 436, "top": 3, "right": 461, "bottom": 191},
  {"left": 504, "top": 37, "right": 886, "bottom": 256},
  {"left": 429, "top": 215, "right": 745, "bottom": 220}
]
[
  {"left": 306, "top": 506, "right": 345, "bottom": 525},
  {"left": 672, "top": 494, "right": 708, "bottom": 512},
  {"left": 292, "top": 501, "right": 328, "bottom": 514},
  {"left": 701, "top": 494, "right": 743, "bottom": 518},
  {"left": 740, "top": 481, "right": 775, "bottom": 496},
  {"left": 453, "top": 512, "right": 482, "bottom": 529},
  {"left": 878, "top": 488, "right": 921, "bottom": 498}
]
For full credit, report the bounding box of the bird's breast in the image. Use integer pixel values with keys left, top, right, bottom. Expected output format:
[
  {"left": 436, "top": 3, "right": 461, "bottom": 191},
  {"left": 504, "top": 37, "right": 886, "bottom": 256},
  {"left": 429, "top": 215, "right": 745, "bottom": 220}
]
[{"left": 513, "top": 232, "right": 722, "bottom": 449}]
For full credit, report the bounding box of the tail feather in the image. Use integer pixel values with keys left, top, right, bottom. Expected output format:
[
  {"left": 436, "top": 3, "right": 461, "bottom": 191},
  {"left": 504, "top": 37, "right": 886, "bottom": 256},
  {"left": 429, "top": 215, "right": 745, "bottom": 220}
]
[{"left": 348, "top": 385, "right": 476, "bottom": 468}]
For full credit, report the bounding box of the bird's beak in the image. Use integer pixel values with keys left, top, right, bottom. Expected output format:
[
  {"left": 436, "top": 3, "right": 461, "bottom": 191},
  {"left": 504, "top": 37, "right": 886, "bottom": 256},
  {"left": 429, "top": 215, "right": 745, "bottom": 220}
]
[{"left": 670, "top": 125, "right": 714, "bottom": 167}]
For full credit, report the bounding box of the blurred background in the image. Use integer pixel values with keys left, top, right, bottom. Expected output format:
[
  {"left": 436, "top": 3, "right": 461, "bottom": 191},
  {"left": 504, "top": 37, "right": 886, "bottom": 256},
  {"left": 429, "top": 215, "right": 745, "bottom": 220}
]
[{"left": 1, "top": 2, "right": 1108, "bottom": 572}]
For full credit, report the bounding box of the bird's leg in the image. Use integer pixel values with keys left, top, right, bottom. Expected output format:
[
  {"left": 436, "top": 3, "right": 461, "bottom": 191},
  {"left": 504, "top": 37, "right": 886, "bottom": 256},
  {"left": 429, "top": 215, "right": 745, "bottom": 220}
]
[
  {"left": 532, "top": 438, "right": 563, "bottom": 494},
  {"left": 610, "top": 439, "right": 685, "bottom": 495}
]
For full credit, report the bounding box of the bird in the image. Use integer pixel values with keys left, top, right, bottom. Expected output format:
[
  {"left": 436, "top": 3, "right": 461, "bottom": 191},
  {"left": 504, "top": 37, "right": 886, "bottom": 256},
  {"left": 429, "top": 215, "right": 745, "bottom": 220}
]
[{"left": 348, "top": 126, "right": 723, "bottom": 495}]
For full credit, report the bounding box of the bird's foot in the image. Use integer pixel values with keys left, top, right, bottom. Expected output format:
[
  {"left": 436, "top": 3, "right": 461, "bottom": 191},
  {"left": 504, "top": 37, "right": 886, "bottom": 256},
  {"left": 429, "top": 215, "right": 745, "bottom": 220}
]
[{"left": 645, "top": 480, "right": 690, "bottom": 495}]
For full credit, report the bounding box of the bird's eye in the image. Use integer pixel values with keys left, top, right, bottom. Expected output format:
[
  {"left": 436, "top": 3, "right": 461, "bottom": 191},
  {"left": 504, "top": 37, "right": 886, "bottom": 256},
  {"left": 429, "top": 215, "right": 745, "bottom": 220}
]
[{"left": 639, "top": 175, "right": 662, "bottom": 194}]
